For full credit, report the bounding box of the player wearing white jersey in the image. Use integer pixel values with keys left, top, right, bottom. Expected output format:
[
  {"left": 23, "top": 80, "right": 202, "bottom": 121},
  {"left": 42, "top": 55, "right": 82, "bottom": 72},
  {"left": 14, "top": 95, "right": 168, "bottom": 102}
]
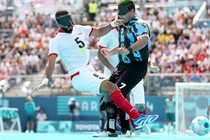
[{"left": 34, "top": 10, "right": 158, "bottom": 130}]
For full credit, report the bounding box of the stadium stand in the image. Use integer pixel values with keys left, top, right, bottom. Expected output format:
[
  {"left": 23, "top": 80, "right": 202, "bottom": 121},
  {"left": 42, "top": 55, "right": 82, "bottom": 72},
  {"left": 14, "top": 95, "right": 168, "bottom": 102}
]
[{"left": 0, "top": 0, "right": 209, "bottom": 97}]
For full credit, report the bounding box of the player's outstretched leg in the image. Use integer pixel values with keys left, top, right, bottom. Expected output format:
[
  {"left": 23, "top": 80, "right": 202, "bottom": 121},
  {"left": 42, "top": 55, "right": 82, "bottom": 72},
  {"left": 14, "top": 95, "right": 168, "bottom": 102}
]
[{"left": 100, "top": 80, "right": 159, "bottom": 129}]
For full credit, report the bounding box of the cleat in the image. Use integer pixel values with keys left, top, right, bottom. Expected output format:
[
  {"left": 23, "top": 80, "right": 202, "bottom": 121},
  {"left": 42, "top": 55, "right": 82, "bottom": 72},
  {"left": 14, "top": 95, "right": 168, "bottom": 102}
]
[
  {"left": 93, "top": 131, "right": 118, "bottom": 137},
  {"left": 121, "top": 130, "right": 132, "bottom": 137},
  {"left": 133, "top": 114, "right": 158, "bottom": 129},
  {"left": 93, "top": 131, "right": 108, "bottom": 137},
  {"left": 108, "top": 131, "right": 118, "bottom": 137}
]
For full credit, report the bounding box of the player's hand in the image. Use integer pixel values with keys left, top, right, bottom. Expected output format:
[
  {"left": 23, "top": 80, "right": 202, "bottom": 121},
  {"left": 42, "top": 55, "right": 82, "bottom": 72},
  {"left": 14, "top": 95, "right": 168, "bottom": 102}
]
[
  {"left": 114, "top": 19, "right": 125, "bottom": 26},
  {"left": 101, "top": 48, "right": 112, "bottom": 56},
  {"left": 117, "top": 48, "right": 129, "bottom": 55},
  {"left": 33, "top": 78, "right": 49, "bottom": 91},
  {"left": 33, "top": 83, "right": 48, "bottom": 91},
  {"left": 110, "top": 67, "right": 117, "bottom": 74},
  {"left": 111, "top": 19, "right": 125, "bottom": 28},
  {"left": 150, "top": 66, "right": 160, "bottom": 73}
]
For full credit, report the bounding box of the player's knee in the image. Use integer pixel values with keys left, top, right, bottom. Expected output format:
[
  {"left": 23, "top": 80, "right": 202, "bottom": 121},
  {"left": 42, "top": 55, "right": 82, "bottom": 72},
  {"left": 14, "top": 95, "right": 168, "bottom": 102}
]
[
  {"left": 135, "top": 104, "right": 145, "bottom": 112},
  {"left": 100, "top": 80, "right": 118, "bottom": 95}
]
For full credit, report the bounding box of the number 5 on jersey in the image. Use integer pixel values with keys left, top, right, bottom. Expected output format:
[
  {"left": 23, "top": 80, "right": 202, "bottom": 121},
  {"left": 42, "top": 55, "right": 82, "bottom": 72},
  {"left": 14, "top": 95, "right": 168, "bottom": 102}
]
[{"left": 75, "top": 37, "right": 85, "bottom": 48}]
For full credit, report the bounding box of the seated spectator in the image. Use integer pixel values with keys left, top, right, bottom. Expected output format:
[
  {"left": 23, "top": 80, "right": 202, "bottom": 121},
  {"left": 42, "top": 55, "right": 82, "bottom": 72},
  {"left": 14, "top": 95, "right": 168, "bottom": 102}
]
[
  {"left": 161, "top": 76, "right": 175, "bottom": 87},
  {"left": 36, "top": 108, "right": 47, "bottom": 122},
  {"left": 190, "top": 72, "right": 201, "bottom": 82},
  {"left": 190, "top": 75, "right": 201, "bottom": 82}
]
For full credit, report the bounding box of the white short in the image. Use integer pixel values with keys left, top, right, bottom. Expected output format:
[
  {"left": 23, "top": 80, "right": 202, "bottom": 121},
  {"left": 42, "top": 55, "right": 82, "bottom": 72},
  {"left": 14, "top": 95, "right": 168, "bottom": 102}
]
[
  {"left": 70, "top": 65, "right": 105, "bottom": 95},
  {"left": 129, "top": 79, "right": 145, "bottom": 106}
]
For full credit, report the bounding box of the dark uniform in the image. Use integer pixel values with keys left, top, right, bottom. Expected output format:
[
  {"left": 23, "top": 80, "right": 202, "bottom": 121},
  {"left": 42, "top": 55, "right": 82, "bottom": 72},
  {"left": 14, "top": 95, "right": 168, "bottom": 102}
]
[
  {"left": 108, "top": 17, "right": 151, "bottom": 133},
  {"left": 109, "top": 17, "right": 150, "bottom": 98}
]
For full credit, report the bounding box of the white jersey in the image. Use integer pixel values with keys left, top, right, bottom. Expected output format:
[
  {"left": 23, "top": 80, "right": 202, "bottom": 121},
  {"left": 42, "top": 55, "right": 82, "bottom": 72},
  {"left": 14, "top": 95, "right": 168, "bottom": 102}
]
[
  {"left": 48, "top": 25, "right": 93, "bottom": 75},
  {"left": 98, "top": 28, "right": 119, "bottom": 77},
  {"left": 49, "top": 25, "right": 104, "bottom": 95},
  {"left": 36, "top": 113, "right": 47, "bottom": 122}
]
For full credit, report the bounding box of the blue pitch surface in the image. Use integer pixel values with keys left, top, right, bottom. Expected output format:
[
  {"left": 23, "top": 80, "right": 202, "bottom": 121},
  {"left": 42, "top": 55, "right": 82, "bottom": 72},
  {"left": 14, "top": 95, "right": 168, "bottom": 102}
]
[{"left": 0, "top": 132, "right": 209, "bottom": 140}]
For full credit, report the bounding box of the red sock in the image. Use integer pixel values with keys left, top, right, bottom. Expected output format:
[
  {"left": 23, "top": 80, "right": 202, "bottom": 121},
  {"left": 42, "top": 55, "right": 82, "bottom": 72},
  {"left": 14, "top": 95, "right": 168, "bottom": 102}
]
[{"left": 110, "top": 90, "right": 140, "bottom": 119}]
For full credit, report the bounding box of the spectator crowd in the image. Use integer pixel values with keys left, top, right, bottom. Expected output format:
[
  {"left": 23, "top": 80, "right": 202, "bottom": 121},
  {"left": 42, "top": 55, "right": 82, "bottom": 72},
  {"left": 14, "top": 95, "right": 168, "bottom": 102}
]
[
  {"left": 94, "top": 5, "right": 210, "bottom": 75},
  {"left": 0, "top": 12, "right": 55, "bottom": 92},
  {"left": 92, "top": 3, "right": 210, "bottom": 86},
  {"left": 0, "top": 1, "right": 210, "bottom": 95}
]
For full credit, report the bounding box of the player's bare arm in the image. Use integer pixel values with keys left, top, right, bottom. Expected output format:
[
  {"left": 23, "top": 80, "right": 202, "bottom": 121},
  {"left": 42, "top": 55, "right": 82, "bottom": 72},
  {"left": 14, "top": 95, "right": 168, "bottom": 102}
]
[
  {"left": 33, "top": 55, "right": 56, "bottom": 91},
  {"left": 117, "top": 36, "right": 149, "bottom": 55},
  {"left": 98, "top": 47, "right": 116, "bottom": 73},
  {"left": 91, "top": 19, "right": 123, "bottom": 37},
  {"left": 100, "top": 47, "right": 119, "bottom": 56}
]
